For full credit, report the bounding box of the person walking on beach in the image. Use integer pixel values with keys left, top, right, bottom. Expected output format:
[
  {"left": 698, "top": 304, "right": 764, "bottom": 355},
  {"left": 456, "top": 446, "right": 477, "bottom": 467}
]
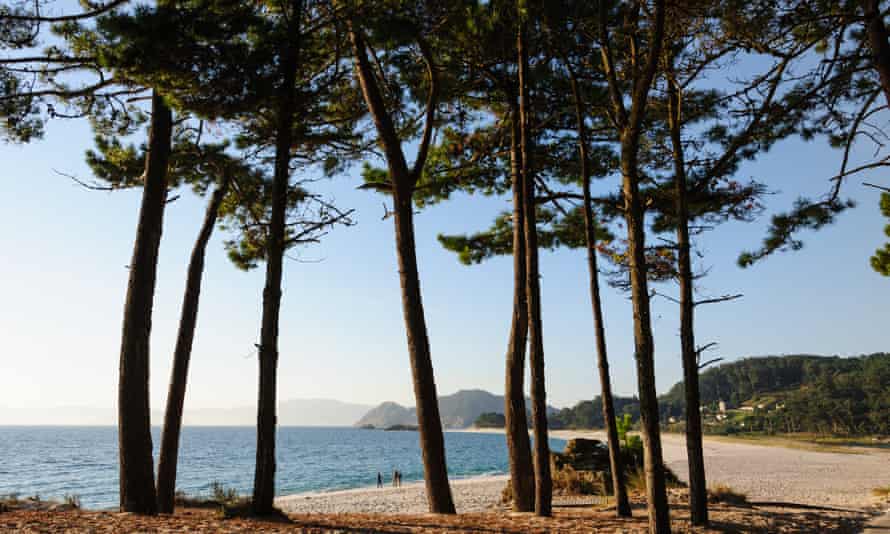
[
  {"left": 392, "top": 469, "right": 398, "bottom": 488},
  {"left": 395, "top": 470, "right": 401, "bottom": 488},
  {"left": 377, "top": 472, "right": 383, "bottom": 488}
]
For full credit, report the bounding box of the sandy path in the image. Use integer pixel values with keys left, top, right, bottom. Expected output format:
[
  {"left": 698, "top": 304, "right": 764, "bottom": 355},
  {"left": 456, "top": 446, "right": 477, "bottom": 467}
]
[
  {"left": 551, "top": 430, "right": 890, "bottom": 510},
  {"left": 276, "top": 429, "right": 890, "bottom": 515}
]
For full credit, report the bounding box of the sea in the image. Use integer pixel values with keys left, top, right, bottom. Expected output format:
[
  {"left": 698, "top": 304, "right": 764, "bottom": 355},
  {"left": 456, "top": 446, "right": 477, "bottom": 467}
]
[{"left": 0, "top": 426, "right": 566, "bottom": 509}]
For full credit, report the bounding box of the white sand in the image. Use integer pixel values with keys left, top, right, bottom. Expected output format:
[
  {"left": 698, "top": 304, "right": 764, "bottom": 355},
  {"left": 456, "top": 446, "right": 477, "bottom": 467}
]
[
  {"left": 276, "top": 474, "right": 509, "bottom": 514},
  {"left": 275, "top": 429, "right": 890, "bottom": 514},
  {"left": 552, "top": 429, "right": 890, "bottom": 510}
]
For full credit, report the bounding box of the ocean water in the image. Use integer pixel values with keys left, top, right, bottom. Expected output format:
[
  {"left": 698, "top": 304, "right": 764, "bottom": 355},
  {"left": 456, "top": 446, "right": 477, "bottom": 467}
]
[{"left": 0, "top": 426, "right": 566, "bottom": 509}]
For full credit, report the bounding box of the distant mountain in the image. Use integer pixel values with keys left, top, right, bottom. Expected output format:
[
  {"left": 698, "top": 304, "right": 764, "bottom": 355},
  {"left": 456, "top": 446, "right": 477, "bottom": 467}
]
[
  {"left": 354, "top": 401, "right": 417, "bottom": 428},
  {"left": 355, "top": 389, "right": 558, "bottom": 429}
]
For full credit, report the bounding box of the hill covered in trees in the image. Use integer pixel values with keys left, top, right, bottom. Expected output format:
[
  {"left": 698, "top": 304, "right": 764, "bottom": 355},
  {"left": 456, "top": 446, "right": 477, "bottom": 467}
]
[{"left": 551, "top": 354, "right": 890, "bottom": 436}]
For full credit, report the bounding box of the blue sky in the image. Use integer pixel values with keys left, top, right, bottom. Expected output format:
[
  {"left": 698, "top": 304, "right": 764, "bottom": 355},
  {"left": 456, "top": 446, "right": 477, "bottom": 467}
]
[{"left": 0, "top": 100, "right": 887, "bottom": 424}]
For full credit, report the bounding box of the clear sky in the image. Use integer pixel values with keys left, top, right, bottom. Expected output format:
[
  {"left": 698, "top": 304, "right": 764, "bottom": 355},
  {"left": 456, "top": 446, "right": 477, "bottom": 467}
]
[
  {"left": 3, "top": 8, "right": 890, "bottom": 427},
  {"left": 0, "top": 103, "right": 887, "bottom": 425}
]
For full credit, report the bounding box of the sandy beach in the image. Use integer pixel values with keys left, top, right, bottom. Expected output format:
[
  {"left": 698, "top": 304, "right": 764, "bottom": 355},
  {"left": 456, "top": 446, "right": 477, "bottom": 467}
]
[
  {"left": 276, "top": 429, "right": 890, "bottom": 515},
  {"left": 276, "top": 474, "right": 510, "bottom": 514}
]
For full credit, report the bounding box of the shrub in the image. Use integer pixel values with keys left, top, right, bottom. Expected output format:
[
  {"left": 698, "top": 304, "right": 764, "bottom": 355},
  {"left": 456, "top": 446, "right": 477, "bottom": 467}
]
[
  {"left": 625, "top": 466, "right": 686, "bottom": 493},
  {"left": 873, "top": 486, "right": 890, "bottom": 499},
  {"left": 709, "top": 484, "right": 748, "bottom": 505},
  {"left": 173, "top": 482, "right": 245, "bottom": 511},
  {"left": 552, "top": 463, "right": 608, "bottom": 496},
  {"left": 210, "top": 482, "right": 239, "bottom": 504}
]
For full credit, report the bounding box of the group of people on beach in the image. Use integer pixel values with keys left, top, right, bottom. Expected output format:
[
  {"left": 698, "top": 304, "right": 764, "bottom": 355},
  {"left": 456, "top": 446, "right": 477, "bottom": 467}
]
[{"left": 376, "top": 470, "right": 402, "bottom": 488}]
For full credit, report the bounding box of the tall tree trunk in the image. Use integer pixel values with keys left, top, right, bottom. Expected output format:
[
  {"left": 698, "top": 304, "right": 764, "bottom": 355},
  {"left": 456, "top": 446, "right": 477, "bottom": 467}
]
[
  {"left": 504, "top": 94, "right": 535, "bottom": 513},
  {"left": 668, "top": 75, "right": 709, "bottom": 527},
  {"left": 599, "top": 0, "right": 668, "bottom": 529},
  {"left": 621, "top": 155, "right": 670, "bottom": 533},
  {"left": 568, "top": 71, "right": 631, "bottom": 518},
  {"left": 349, "top": 25, "right": 456, "bottom": 514},
  {"left": 156, "top": 175, "right": 231, "bottom": 513},
  {"left": 253, "top": 1, "right": 301, "bottom": 513},
  {"left": 517, "top": 13, "right": 552, "bottom": 518},
  {"left": 392, "top": 187, "right": 456, "bottom": 513},
  {"left": 864, "top": 0, "right": 890, "bottom": 106},
  {"left": 118, "top": 90, "right": 172, "bottom": 515}
]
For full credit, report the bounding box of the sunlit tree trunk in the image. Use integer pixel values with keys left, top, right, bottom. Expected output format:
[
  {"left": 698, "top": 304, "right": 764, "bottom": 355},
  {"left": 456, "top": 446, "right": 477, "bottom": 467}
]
[
  {"left": 156, "top": 176, "right": 230, "bottom": 513},
  {"left": 349, "top": 24, "right": 456, "bottom": 514},
  {"left": 568, "top": 71, "right": 631, "bottom": 518},
  {"left": 518, "top": 12, "right": 552, "bottom": 517},
  {"left": 253, "top": 0, "right": 302, "bottom": 513},
  {"left": 668, "top": 75, "right": 708, "bottom": 526},
  {"left": 599, "top": 0, "right": 669, "bottom": 529},
  {"left": 504, "top": 94, "right": 535, "bottom": 513},
  {"left": 118, "top": 90, "right": 172, "bottom": 515}
]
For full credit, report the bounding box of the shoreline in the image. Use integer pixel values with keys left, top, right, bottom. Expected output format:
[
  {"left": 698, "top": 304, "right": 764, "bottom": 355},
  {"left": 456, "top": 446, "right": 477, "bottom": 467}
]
[{"left": 277, "top": 471, "right": 509, "bottom": 500}]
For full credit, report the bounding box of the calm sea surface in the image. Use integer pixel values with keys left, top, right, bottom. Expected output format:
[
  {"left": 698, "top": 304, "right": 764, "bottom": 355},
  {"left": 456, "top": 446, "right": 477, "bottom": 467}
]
[{"left": 0, "top": 426, "right": 565, "bottom": 509}]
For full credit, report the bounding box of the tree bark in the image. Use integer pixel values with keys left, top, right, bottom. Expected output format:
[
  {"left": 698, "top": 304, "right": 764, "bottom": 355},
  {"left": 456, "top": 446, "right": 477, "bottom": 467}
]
[
  {"left": 568, "top": 71, "right": 631, "bottom": 518},
  {"left": 864, "top": 0, "right": 890, "bottom": 107},
  {"left": 117, "top": 90, "right": 172, "bottom": 515},
  {"left": 253, "top": 0, "right": 301, "bottom": 514},
  {"left": 621, "top": 151, "right": 670, "bottom": 534},
  {"left": 349, "top": 25, "right": 456, "bottom": 514},
  {"left": 156, "top": 175, "right": 231, "bottom": 513},
  {"left": 600, "top": 0, "right": 669, "bottom": 530},
  {"left": 517, "top": 14, "right": 552, "bottom": 518},
  {"left": 503, "top": 93, "right": 535, "bottom": 513},
  {"left": 668, "top": 74, "right": 709, "bottom": 527}
]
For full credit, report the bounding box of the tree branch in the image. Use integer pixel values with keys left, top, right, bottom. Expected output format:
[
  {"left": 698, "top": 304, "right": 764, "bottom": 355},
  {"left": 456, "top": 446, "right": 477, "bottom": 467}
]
[{"left": 694, "top": 294, "right": 743, "bottom": 307}]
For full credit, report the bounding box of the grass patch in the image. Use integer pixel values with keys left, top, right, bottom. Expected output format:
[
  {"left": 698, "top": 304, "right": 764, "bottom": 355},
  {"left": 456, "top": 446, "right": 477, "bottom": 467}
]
[
  {"left": 174, "top": 482, "right": 251, "bottom": 518},
  {"left": 171, "top": 482, "right": 287, "bottom": 520},
  {"left": 0, "top": 493, "right": 79, "bottom": 512},
  {"left": 625, "top": 467, "right": 685, "bottom": 494},
  {"left": 709, "top": 484, "right": 748, "bottom": 505}
]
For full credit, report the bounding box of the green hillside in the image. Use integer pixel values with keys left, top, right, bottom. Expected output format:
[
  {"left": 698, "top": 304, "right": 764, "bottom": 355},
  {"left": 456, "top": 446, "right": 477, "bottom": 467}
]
[{"left": 553, "top": 353, "right": 890, "bottom": 436}]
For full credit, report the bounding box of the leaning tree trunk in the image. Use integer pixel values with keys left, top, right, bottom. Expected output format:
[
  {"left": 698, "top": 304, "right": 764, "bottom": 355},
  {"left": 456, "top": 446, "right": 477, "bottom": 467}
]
[
  {"left": 349, "top": 24, "right": 456, "bottom": 514},
  {"left": 253, "top": 2, "right": 301, "bottom": 513},
  {"left": 668, "top": 78, "right": 709, "bottom": 526},
  {"left": 503, "top": 94, "right": 535, "bottom": 513},
  {"left": 864, "top": 0, "right": 890, "bottom": 107},
  {"left": 621, "top": 153, "right": 670, "bottom": 533},
  {"left": 156, "top": 176, "right": 230, "bottom": 513},
  {"left": 517, "top": 15, "right": 552, "bottom": 517},
  {"left": 568, "top": 69, "right": 631, "bottom": 518},
  {"left": 118, "top": 90, "right": 172, "bottom": 515},
  {"left": 393, "top": 186, "right": 456, "bottom": 513}
]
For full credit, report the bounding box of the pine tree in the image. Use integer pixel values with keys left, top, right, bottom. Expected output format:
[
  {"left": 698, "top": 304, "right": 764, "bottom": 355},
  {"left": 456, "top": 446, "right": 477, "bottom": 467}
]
[
  {"left": 69, "top": 0, "right": 359, "bottom": 513},
  {"left": 347, "top": 1, "right": 461, "bottom": 511},
  {"left": 596, "top": 1, "right": 669, "bottom": 531}
]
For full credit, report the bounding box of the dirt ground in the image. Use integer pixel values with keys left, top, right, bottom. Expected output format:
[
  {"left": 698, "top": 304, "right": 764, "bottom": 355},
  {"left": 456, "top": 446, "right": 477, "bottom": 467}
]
[{"left": 0, "top": 490, "right": 872, "bottom": 533}]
